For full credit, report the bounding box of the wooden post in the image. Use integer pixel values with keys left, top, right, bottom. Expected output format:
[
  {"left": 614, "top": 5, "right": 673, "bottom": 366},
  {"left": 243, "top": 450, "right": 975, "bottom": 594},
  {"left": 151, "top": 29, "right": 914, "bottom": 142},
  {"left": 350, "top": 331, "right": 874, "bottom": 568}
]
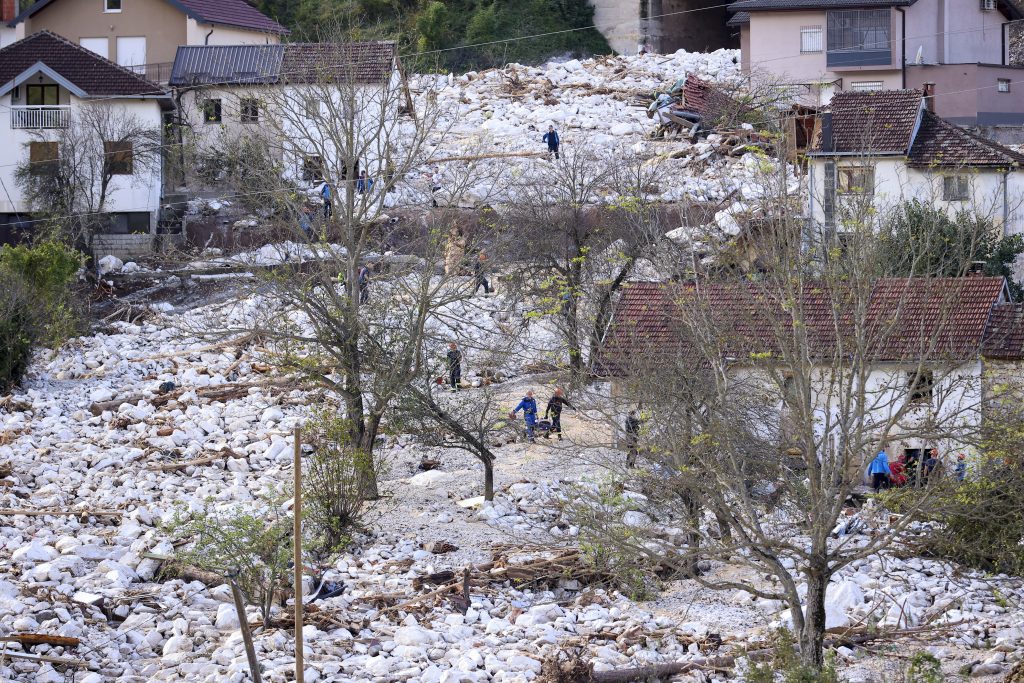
[
  {"left": 293, "top": 426, "right": 304, "bottom": 683},
  {"left": 229, "top": 578, "right": 262, "bottom": 683}
]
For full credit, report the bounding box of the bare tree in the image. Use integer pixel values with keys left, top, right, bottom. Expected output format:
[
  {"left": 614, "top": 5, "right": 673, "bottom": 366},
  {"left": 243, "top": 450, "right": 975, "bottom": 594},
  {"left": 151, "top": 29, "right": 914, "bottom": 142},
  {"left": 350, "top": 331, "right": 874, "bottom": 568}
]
[
  {"left": 503, "top": 148, "right": 668, "bottom": 383},
  {"left": 579, "top": 152, "right": 1007, "bottom": 669},
  {"left": 14, "top": 103, "right": 162, "bottom": 251}
]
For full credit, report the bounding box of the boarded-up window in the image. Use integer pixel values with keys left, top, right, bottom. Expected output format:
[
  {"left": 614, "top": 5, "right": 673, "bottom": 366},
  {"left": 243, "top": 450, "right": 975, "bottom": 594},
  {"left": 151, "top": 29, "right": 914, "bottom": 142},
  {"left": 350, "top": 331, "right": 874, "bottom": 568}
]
[
  {"left": 942, "top": 175, "right": 969, "bottom": 201},
  {"left": 302, "top": 155, "right": 324, "bottom": 183},
  {"left": 104, "top": 140, "right": 133, "bottom": 175},
  {"left": 837, "top": 165, "right": 874, "bottom": 196},
  {"left": 240, "top": 98, "right": 259, "bottom": 124},
  {"left": 29, "top": 141, "right": 58, "bottom": 175}
]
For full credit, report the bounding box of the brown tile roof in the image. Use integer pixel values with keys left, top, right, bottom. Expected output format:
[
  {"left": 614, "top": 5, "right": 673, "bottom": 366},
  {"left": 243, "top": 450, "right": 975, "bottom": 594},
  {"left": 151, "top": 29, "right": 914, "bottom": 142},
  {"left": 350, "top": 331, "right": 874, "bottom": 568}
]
[
  {"left": 596, "top": 276, "right": 1016, "bottom": 376},
  {"left": 982, "top": 303, "right": 1024, "bottom": 359},
  {"left": 826, "top": 90, "right": 924, "bottom": 154},
  {"left": 10, "top": 0, "right": 288, "bottom": 33},
  {"left": 0, "top": 31, "right": 165, "bottom": 97},
  {"left": 907, "top": 110, "right": 1024, "bottom": 168},
  {"left": 169, "top": 42, "right": 397, "bottom": 86},
  {"left": 683, "top": 74, "right": 748, "bottom": 124},
  {"left": 280, "top": 42, "right": 397, "bottom": 85},
  {"left": 175, "top": 0, "right": 288, "bottom": 34}
]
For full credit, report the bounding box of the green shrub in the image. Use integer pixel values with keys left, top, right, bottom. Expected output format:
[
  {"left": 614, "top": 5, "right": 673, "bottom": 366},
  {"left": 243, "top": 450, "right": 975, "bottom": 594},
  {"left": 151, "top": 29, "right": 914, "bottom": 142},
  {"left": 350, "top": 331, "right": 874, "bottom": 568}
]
[
  {"left": 0, "top": 274, "right": 37, "bottom": 394},
  {"left": 303, "top": 410, "right": 375, "bottom": 560},
  {"left": 0, "top": 240, "right": 82, "bottom": 345},
  {"left": 166, "top": 501, "right": 293, "bottom": 627},
  {"left": 746, "top": 630, "right": 839, "bottom": 683},
  {"left": 906, "top": 651, "right": 944, "bottom": 683},
  {"left": 0, "top": 241, "right": 82, "bottom": 392}
]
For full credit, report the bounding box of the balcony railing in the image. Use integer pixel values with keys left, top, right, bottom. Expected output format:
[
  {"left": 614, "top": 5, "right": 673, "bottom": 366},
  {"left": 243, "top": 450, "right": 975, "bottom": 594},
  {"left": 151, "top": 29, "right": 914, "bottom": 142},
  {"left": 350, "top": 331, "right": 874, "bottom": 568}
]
[{"left": 11, "top": 106, "right": 71, "bottom": 130}]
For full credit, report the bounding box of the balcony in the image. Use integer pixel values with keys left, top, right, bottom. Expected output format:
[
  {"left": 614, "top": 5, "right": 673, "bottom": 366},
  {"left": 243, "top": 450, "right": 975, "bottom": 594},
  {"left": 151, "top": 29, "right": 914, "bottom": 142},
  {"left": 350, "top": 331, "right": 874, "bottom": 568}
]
[
  {"left": 11, "top": 106, "right": 71, "bottom": 130},
  {"left": 826, "top": 48, "right": 892, "bottom": 69}
]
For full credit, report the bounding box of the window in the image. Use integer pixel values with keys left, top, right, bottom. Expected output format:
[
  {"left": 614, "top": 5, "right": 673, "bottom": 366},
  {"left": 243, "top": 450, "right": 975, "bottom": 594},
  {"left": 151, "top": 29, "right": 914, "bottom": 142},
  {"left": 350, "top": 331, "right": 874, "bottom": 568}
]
[
  {"left": 851, "top": 80, "right": 883, "bottom": 91},
  {"left": 998, "top": 78, "right": 1011, "bottom": 93},
  {"left": 26, "top": 84, "right": 58, "bottom": 106},
  {"left": 29, "top": 142, "right": 58, "bottom": 175},
  {"left": 105, "top": 0, "right": 121, "bottom": 11},
  {"left": 104, "top": 141, "right": 134, "bottom": 175},
  {"left": 116, "top": 36, "right": 146, "bottom": 74},
  {"left": 826, "top": 10, "right": 891, "bottom": 67},
  {"left": 800, "top": 26, "right": 823, "bottom": 53},
  {"left": 305, "top": 98, "right": 319, "bottom": 119},
  {"left": 908, "top": 370, "right": 934, "bottom": 404},
  {"left": 240, "top": 98, "right": 260, "bottom": 124},
  {"left": 80, "top": 37, "right": 109, "bottom": 59},
  {"left": 837, "top": 166, "right": 874, "bottom": 196},
  {"left": 942, "top": 175, "right": 970, "bottom": 201},
  {"left": 202, "top": 98, "right": 222, "bottom": 124},
  {"left": 106, "top": 212, "right": 151, "bottom": 235},
  {"left": 302, "top": 155, "right": 324, "bottom": 183}
]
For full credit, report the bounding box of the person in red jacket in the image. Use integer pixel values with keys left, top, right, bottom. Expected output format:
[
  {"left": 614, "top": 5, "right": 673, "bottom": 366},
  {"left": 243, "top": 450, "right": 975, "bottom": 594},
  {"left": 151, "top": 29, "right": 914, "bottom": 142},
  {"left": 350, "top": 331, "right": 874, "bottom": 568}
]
[{"left": 889, "top": 453, "right": 908, "bottom": 487}]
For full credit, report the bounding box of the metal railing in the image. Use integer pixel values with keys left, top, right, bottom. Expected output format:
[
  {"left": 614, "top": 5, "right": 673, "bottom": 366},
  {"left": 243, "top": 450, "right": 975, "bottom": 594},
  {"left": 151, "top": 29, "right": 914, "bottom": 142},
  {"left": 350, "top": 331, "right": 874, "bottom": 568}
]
[{"left": 10, "top": 106, "right": 71, "bottom": 129}]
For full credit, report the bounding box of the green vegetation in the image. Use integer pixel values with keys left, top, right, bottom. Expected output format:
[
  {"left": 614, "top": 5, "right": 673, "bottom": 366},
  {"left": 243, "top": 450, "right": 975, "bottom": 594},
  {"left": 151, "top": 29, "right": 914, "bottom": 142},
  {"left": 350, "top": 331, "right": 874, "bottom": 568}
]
[
  {"left": 881, "top": 200, "right": 1024, "bottom": 297},
  {"left": 0, "top": 241, "right": 82, "bottom": 393},
  {"left": 254, "top": 0, "right": 611, "bottom": 69},
  {"left": 746, "top": 630, "right": 839, "bottom": 683}
]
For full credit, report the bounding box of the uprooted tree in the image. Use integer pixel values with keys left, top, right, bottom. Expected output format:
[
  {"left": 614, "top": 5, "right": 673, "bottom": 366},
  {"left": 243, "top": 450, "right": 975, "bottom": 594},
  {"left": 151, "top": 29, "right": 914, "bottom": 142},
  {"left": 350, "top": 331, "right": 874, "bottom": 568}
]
[{"left": 574, "top": 145, "right": 1015, "bottom": 669}]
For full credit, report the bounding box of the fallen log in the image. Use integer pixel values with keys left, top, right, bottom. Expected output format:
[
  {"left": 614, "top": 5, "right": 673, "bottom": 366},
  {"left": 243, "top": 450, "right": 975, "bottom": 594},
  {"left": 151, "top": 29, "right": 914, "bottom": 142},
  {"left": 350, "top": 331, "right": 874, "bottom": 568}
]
[
  {"left": 89, "top": 393, "right": 148, "bottom": 416},
  {"left": 149, "top": 556, "right": 226, "bottom": 586},
  {"left": 592, "top": 656, "right": 735, "bottom": 682},
  {"left": 147, "top": 449, "right": 240, "bottom": 472},
  {"left": 0, "top": 650, "right": 93, "bottom": 668},
  {"left": 0, "top": 633, "right": 80, "bottom": 648},
  {"left": 0, "top": 508, "right": 123, "bottom": 517}
]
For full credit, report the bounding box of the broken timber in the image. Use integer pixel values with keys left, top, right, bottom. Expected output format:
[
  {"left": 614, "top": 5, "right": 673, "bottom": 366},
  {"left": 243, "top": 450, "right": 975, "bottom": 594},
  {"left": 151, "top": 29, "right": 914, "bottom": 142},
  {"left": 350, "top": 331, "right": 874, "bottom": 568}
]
[
  {"left": 147, "top": 449, "right": 240, "bottom": 472},
  {"left": 0, "top": 508, "right": 122, "bottom": 517},
  {"left": 0, "top": 634, "right": 80, "bottom": 648}
]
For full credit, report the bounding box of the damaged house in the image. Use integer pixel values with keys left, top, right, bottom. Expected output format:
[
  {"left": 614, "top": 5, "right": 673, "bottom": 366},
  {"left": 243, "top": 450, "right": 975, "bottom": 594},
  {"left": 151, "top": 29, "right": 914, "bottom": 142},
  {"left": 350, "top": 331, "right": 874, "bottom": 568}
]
[
  {"left": 595, "top": 276, "right": 1024, "bottom": 466},
  {"left": 806, "top": 89, "right": 1024, "bottom": 236}
]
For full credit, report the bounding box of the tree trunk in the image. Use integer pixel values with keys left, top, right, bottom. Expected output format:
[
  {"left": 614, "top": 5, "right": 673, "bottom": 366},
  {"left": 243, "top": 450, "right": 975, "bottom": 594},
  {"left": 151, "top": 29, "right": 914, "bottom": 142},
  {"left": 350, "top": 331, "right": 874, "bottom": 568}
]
[
  {"left": 484, "top": 459, "right": 494, "bottom": 501},
  {"left": 800, "top": 561, "right": 829, "bottom": 669}
]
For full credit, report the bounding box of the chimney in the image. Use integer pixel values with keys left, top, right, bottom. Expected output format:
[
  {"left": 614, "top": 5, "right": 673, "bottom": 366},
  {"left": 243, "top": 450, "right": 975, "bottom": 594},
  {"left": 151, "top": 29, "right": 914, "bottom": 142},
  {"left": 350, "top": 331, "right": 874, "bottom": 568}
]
[
  {"left": 968, "top": 261, "right": 987, "bottom": 276},
  {"left": 1, "top": 0, "right": 16, "bottom": 23},
  {"left": 821, "top": 112, "right": 834, "bottom": 152},
  {"left": 922, "top": 82, "right": 935, "bottom": 112}
]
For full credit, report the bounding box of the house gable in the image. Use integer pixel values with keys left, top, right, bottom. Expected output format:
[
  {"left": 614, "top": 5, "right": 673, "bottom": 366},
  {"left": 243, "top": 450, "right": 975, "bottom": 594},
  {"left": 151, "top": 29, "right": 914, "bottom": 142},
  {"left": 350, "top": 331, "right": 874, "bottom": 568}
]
[{"left": 10, "top": 0, "right": 287, "bottom": 34}]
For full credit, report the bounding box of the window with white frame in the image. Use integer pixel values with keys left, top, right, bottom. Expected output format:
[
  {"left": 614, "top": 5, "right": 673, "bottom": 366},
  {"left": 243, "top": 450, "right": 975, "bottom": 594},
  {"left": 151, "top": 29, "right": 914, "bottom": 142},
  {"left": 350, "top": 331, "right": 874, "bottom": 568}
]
[
  {"left": 942, "top": 175, "right": 970, "bottom": 201},
  {"left": 998, "top": 78, "right": 1011, "bottom": 93},
  {"left": 851, "top": 80, "right": 883, "bottom": 91},
  {"left": 105, "top": 0, "right": 122, "bottom": 12},
  {"left": 800, "top": 26, "right": 823, "bottom": 53}
]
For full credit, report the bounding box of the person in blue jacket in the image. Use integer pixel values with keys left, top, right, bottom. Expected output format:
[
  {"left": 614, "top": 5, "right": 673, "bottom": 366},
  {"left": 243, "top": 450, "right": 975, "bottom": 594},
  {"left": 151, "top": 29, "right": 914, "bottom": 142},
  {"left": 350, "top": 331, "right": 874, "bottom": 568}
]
[
  {"left": 320, "top": 182, "right": 333, "bottom": 219},
  {"left": 868, "top": 445, "right": 892, "bottom": 492},
  {"left": 512, "top": 390, "right": 539, "bottom": 442},
  {"left": 542, "top": 126, "right": 560, "bottom": 160}
]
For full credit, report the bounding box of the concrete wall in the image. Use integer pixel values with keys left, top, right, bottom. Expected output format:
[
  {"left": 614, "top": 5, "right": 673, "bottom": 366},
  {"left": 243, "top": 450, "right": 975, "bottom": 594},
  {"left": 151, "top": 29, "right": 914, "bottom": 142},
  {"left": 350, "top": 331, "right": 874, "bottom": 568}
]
[
  {"left": 651, "top": 0, "right": 737, "bottom": 53},
  {"left": 907, "top": 64, "right": 1024, "bottom": 125},
  {"left": 591, "top": 0, "right": 641, "bottom": 55},
  {"left": 0, "top": 92, "right": 164, "bottom": 230},
  {"left": 91, "top": 233, "right": 156, "bottom": 260},
  {"left": 24, "top": 0, "right": 186, "bottom": 66},
  {"left": 185, "top": 18, "right": 280, "bottom": 47},
  {"left": 808, "top": 156, "right": 1024, "bottom": 237},
  {"left": 746, "top": 9, "right": 901, "bottom": 90}
]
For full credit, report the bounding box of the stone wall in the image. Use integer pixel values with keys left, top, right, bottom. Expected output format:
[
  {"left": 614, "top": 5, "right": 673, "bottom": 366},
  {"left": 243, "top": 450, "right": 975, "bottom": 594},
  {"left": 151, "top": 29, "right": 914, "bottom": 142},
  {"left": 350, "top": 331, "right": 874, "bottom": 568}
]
[{"left": 91, "top": 234, "right": 183, "bottom": 261}]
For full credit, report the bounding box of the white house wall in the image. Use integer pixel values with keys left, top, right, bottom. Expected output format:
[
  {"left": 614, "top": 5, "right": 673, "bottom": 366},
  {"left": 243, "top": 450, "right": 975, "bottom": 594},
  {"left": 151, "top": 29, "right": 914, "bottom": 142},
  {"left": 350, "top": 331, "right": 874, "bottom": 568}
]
[
  {"left": 0, "top": 94, "right": 164, "bottom": 230},
  {"left": 808, "top": 158, "right": 1024, "bottom": 236},
  {"left": 185, "top": 18, "right": 280, "bottom": 47}
]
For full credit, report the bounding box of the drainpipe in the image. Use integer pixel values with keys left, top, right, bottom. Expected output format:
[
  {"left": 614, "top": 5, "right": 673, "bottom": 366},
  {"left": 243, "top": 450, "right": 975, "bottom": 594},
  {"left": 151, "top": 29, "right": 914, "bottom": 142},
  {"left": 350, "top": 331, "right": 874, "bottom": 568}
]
[
  {"left": 1003, "top": 170, "right": 1010, "bottom": 236},
  {"left": 896, "top": 7, "right": 907, "bottom": 88},
  {"left": 204, "top": 28, "right": 214, "bottom": 45},
  {"left": 1002, "top": 22, "right": 1009, "bottom": 66}
]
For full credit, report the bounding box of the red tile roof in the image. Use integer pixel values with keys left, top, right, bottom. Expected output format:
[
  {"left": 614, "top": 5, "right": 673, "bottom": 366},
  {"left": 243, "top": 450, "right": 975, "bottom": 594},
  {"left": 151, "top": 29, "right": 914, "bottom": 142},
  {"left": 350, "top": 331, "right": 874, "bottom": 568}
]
[
  {"left": 683, "top": 74, "right": 747, "bottom": 124},
  {"left": 907, "top": 110, "right": 1024, "bottom": 168},
  {"left": 175, "top": 0, "right": 288, "bottom": 34},
  {"left": 0, "top": 31, "right": 165, "bottom": 97},
  {"left": 10, "top": 0, "right": 287, "bottom": 33},
  {"left": 596, "top": 276, "right": 1016, "bottom": 376},
  {"left": 982, "top": 302, "right": 1024, "bottom": 359},
  {"left": 826, "top": 90, "right": 924, "bottom": 154},
  {"left": 281, "top": 42, "right": 397, "bottom": 85}
]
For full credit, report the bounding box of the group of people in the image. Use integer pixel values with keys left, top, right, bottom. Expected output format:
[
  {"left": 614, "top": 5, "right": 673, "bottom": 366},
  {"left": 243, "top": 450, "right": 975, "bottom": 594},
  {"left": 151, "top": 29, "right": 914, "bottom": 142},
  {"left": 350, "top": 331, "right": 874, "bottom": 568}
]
[
  {"left": 868, "top": 445, "right": 967, "bottom": 492},
  {"left": 511, "top": 389, "right": 575, "bottom": 442}
]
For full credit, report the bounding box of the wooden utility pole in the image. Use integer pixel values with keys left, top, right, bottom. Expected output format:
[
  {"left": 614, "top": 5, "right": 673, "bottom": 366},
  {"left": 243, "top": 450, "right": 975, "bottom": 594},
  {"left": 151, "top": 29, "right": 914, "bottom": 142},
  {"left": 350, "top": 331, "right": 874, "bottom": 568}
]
[
  {"left": 229, "top": 578, "right": 262, "bottom": 683},
  {"left": 293, "top": 426, "right": 304, "bottom": 683}
]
